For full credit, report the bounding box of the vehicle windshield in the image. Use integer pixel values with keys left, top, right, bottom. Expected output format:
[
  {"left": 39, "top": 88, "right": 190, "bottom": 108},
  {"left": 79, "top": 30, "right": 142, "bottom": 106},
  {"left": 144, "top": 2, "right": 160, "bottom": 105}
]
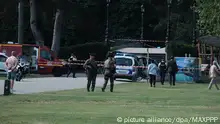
[{"left": 115, "top": 58, "right": 132, "bottom": 66}]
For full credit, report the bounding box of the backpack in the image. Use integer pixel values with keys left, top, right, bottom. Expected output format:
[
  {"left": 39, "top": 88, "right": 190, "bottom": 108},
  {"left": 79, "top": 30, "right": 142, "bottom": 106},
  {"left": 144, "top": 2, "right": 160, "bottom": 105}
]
[{"left": 104, "top": 59, "right": 115, "bottom": 75}]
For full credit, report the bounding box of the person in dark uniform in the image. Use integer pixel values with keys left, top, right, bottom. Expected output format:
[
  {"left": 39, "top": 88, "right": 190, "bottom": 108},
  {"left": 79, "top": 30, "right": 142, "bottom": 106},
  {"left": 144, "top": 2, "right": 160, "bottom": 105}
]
[
  {"left": 83, "top": 53, "right": 98, "bottom": 92},
  {"left": 158, "top": 59, "right": 167, "bottom": 85},
  {"left": 166, "top": 56, "right": 178, "bottom": 86},
  {"left": 102, "top": 52, "right": 116, "bottom": 92},
  {"left": 67, "top": 53, "right": 77, "bottom": 78}
]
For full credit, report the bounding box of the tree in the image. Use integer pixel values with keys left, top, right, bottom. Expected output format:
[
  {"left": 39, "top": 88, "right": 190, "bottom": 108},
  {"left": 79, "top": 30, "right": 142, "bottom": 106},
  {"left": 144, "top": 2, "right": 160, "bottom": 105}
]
[
  {"left": 29, "top": 0, "right": 44, "bottom": 45},
  {"left": 51, "top": 1, "right": 64, "bottom": 56},
  {"left": 18, "top": 0, "right": 24, "bottom": 44},
  {"left": 196, "top": 0, "right": 220, "bottom": 36}
]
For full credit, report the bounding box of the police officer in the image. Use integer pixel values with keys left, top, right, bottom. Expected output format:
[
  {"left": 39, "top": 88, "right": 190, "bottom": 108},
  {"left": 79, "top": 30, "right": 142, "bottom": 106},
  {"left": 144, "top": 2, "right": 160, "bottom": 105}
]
[
  {"left": 158, "top": 59, "right": 167, "bottom": 85},
  {"left": 83, "top": 53, "right": 98, "bottom": 92},
  {"left": 166, "top": 56, "right": 178, "bottom": 86},
  {"left": 67, "top": 53, "right": 77, "bottom": 78},
  {"left": 102, "top": 52, "right": 116, "bottom": 92}
]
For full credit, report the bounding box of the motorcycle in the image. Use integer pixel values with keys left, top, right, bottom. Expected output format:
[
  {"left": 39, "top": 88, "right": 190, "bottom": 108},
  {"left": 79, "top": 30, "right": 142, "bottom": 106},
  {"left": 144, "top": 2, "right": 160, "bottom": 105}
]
[{"left": 16, "top": 62, "right": 30, "bottom": 81}]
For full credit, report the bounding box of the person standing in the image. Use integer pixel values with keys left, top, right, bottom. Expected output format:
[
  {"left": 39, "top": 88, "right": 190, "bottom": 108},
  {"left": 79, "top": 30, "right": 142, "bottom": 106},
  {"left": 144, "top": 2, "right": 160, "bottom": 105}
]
[
  {"left": 208, "top": 61, "right": 220, "bottom": 90},
  {"left": 67, "top": 53, "right": 77, "bottom": 78},
  {"left": 166, "top": 56, "right": 178, "bottom": 86},
  {"left": 102, "top": 52, "right": 116, "bottom": 92},
  {"left": 83, "top": 53, "right": 98, "bottom": 92},
  {"left": 158, "top": 59, "right": 167, "bottom": 85},
  {"left": 5, "top": 51, "right": 18, "bottom": 93},
  {"left": 147, "top": 60, "right": 158, "bottom": 87}
]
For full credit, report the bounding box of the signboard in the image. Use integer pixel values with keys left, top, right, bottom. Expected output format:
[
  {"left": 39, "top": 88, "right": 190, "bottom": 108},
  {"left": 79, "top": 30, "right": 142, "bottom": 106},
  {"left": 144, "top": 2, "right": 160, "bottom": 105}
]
[{"left": 175, "top": 57, "right": 200, "bottom": 82}]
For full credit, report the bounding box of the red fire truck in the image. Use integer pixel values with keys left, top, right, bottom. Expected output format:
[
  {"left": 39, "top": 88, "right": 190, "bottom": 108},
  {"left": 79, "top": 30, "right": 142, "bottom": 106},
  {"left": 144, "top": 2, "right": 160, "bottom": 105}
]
[{"left": 0, "top": 42, "right": 67, "bottom": 77}]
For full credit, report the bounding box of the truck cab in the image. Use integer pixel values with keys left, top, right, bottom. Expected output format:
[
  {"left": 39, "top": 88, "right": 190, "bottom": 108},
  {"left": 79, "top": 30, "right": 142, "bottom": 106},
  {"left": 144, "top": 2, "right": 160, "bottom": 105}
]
[{"left": 0, "top": 42, "right": 66, "bottom": 77}]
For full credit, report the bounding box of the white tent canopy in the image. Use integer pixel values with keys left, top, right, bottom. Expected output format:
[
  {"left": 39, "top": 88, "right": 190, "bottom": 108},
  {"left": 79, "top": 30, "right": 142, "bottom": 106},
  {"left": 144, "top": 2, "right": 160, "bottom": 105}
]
[{"left": 117, "top": 47, "right": 165, "bottom": 54}]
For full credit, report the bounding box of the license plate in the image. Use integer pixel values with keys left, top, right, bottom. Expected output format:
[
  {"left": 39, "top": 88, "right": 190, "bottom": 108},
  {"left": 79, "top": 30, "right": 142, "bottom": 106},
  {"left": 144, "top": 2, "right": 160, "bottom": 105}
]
[{"left": 118, "top": 70, "right": 127, "bottom": 74}]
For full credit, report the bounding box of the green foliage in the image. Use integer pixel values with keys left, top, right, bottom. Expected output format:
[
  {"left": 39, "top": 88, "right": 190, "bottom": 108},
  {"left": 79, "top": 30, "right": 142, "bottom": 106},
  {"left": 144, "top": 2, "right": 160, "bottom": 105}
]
[
  {"left": 0, "top": 0, "right": 209, "bottom": 57},
  {"left": 59, "top": 42, "right": 108, "bottom": 60},
  {"left": 196, "top": 0, "right": 220, "bottom": 36},
  {"left": 172, "top": 41, "right": 197, "bottom": 57}
]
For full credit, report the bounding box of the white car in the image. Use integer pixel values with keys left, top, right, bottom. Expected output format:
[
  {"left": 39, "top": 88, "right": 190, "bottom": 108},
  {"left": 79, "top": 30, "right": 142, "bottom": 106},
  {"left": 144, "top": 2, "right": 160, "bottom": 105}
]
[
  {"left": 0, "top": 53, "right": 8, "bottom": 75},
  {"left": 114, "top": 55, "right": 140, "bottom": 81}
]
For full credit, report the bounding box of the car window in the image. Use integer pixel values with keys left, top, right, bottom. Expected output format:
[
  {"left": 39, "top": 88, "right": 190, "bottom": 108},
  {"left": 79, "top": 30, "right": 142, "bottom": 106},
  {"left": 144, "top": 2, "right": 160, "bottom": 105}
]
[
  {"left": 0, "top": 55, "right": 7, "bottom": 62},
  {"left": 134, "top": 59, "right": 139, "bottom": 66},
  {"left": 115, "top": 58, "right": 132, "bottom": 66},
  {"left": 40, "top": 50, "right": 52, "bottom": 61}
]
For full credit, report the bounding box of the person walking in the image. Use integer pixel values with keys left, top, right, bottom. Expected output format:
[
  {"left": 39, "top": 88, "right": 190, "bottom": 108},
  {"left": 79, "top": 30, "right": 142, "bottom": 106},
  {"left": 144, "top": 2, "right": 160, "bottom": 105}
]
[
  {"left": 158, "top": 59, "right": 167, "bottom": 85},
  {"left": 5, "top": 51, "right": 18, "bottom": 93},
  {"left": 166, "top": 56, "right": 178, "bottom": 86},
  {"left": 208, "top": 61, "right": 220, "bottom": 90},
  {"left": 83, "top": 53, "right": 98, "bottom": 92},
  {"left": 147, "top": 60, "right": 158, "bottom": 87},
  {"left": 67, "top": 53, "right": 77, "bottom": 78},
  {"left": 102, "top": 52, "right": 116, "bottom": 92}
]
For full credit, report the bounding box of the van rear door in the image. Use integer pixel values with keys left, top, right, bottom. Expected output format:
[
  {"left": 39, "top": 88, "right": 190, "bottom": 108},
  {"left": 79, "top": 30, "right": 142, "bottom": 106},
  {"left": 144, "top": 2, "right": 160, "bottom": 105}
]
[{"left": 115, "top": 57, "right": 134, "bottom": 75}]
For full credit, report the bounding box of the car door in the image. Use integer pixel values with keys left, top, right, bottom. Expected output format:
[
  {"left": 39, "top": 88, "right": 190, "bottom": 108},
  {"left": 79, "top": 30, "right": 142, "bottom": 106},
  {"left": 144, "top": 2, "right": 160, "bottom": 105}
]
[
  {"left": 0, "top": 54, "right": 7, "bottom": 74},
  {"left": 38, "top": 48, "right": 53, "bottom": 74}
]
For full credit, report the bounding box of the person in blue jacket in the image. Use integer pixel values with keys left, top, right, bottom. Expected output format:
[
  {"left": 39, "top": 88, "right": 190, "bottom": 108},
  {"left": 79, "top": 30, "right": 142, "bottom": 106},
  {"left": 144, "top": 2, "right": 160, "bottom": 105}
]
[{"left": 147, "top": 60, "right": 159, "bottom": 87}]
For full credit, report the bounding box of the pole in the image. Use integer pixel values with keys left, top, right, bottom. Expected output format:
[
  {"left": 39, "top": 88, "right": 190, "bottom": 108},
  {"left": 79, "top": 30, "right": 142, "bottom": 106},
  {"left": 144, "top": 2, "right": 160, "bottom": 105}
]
[
  {"left": 147, "top": 48, "right": 149, "bottom": 65},
  {"left": 18, "top": 0, "right": 24, "bottom": 44},
  {"left": 141, "top": 4, "right": 144, "bottom": 40},
  {"left": 192, "top": 0, "right": 196, "bottom": 45},
  {"left": 165, "top": 2, "right": 171, "bottom": 62},
  {"left": 105, "top": 0, "right": 110, "bottom": 46}
]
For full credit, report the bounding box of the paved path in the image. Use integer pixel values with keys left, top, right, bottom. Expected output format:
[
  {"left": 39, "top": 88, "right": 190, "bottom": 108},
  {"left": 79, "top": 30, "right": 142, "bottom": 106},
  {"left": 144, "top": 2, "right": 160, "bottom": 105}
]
[{"left": 0, "top": 77, "right": 130, "bottom": 95}]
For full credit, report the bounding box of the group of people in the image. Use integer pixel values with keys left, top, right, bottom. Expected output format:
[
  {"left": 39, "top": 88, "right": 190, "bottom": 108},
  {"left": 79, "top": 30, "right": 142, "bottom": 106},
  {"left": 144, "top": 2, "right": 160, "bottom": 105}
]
[
  {"left": 147, "top": 56, "right": 178, "bottom": 87},
  {"left": 6, "top": 50, "right": 220, "bottom": 94},
  {"left": 82, "top": 52, "right": 180, "bottom": 92},
  {"left": 83, "top": 52, "right": 116, "bottom": 92}
]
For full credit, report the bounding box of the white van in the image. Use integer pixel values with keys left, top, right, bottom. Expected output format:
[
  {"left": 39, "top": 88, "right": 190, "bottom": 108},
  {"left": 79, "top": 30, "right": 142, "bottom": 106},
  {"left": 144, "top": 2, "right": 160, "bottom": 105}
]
[{"left": 114, "top": 55, "right": 140, "bottom": 81}]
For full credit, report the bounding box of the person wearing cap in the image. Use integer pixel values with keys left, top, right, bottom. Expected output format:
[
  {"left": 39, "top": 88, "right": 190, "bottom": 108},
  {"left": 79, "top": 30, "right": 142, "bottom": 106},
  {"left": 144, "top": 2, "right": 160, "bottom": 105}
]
[
  {"left": 208, "top": 61, "right": 220, "bottom": 90},
  {"left": 166, "top": 56, "right": 178, "bottom": 86},
  {"left": 147, "top": 60, "right": 159, "bottom": 87},
  {"left": 83, "top": 53, "right": 98, "bottom": 92},
  {"left": 158, "top": 59, "right": 167, "bottom": 85},
  {"left": 102, "top": 52, "right": 116, "bottom": 92}
]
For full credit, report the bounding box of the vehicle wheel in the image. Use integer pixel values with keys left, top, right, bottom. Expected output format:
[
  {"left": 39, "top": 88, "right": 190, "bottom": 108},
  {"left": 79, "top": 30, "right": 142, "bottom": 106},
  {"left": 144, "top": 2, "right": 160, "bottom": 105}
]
[{"left": 52, "top": 67, "right": 62, "bottom": 77}]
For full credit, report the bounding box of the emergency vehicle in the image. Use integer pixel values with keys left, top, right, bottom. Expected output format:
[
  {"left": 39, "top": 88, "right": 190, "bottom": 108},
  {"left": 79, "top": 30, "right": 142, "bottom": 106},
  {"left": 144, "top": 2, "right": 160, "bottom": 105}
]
[{"left": 0, "top": 42, "right": 67, "bottom": 77}]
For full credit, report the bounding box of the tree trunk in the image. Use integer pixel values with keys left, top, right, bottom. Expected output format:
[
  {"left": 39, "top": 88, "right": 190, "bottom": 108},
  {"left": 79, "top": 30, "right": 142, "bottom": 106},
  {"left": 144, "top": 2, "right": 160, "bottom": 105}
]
[
  {"left": 51, "top": 9, "right": 63, "bottom": 56},
  {"left": 18, "top": 0, "right": 24, "bottom": 44},
  {"left": 29, "top": 0, "right": 44, "bottom": 45}
]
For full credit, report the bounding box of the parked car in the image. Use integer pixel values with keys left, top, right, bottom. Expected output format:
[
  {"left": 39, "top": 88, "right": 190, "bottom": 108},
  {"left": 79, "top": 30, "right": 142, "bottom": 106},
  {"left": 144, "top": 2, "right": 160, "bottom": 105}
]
[
  {"left": 0, "top": 53, "right": 8, "bottom": 75},
  {"left": 114, "top": 53, "right": 141, "bottom": 82}
]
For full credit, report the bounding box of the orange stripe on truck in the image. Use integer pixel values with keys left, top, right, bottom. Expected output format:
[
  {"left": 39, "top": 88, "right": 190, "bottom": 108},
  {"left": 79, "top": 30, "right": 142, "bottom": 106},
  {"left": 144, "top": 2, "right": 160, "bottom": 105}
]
[{"left": 38, "top": 64, "right": 63, "bottom": 67}]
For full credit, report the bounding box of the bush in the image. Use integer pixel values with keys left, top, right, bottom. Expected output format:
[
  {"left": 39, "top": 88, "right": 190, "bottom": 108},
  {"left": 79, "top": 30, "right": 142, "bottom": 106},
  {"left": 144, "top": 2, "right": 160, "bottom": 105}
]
[
  {"left": 172, "top": 42, "right": 197, "bottom": 57},
  {"left": 59, "top": 42, "right": 109, "bottom": 61}
]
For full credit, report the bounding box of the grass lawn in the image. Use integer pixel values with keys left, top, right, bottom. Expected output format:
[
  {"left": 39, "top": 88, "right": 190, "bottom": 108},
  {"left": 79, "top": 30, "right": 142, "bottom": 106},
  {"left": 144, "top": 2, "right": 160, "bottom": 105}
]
[{"left": 0, "top": 83, "right": 220, "bottom": 124}]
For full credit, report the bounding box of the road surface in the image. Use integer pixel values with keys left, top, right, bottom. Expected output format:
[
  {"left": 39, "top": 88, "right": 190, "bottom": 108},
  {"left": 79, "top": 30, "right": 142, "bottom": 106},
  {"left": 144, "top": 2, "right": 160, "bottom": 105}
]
[{"left": 0, "top": 76, "right": 130, "bottom": 95}]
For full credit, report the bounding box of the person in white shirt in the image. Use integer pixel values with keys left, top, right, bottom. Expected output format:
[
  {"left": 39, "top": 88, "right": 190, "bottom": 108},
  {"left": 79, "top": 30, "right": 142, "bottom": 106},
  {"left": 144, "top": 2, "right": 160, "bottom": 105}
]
[
  {"left": 208, "top": 61, "right": 220, "bottom": 90},
  {"left": 67, "top": 53, "right": 77, "bottom": 78},
  {"left": 147, "top": 60, "right": 159, "bottom": 87}
]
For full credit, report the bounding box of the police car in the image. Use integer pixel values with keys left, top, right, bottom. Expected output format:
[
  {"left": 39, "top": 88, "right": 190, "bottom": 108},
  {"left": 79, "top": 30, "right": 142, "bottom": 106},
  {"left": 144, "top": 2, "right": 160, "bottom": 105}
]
[{"left": 114, "top": 53, "right": 141, "bottom": 82}]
